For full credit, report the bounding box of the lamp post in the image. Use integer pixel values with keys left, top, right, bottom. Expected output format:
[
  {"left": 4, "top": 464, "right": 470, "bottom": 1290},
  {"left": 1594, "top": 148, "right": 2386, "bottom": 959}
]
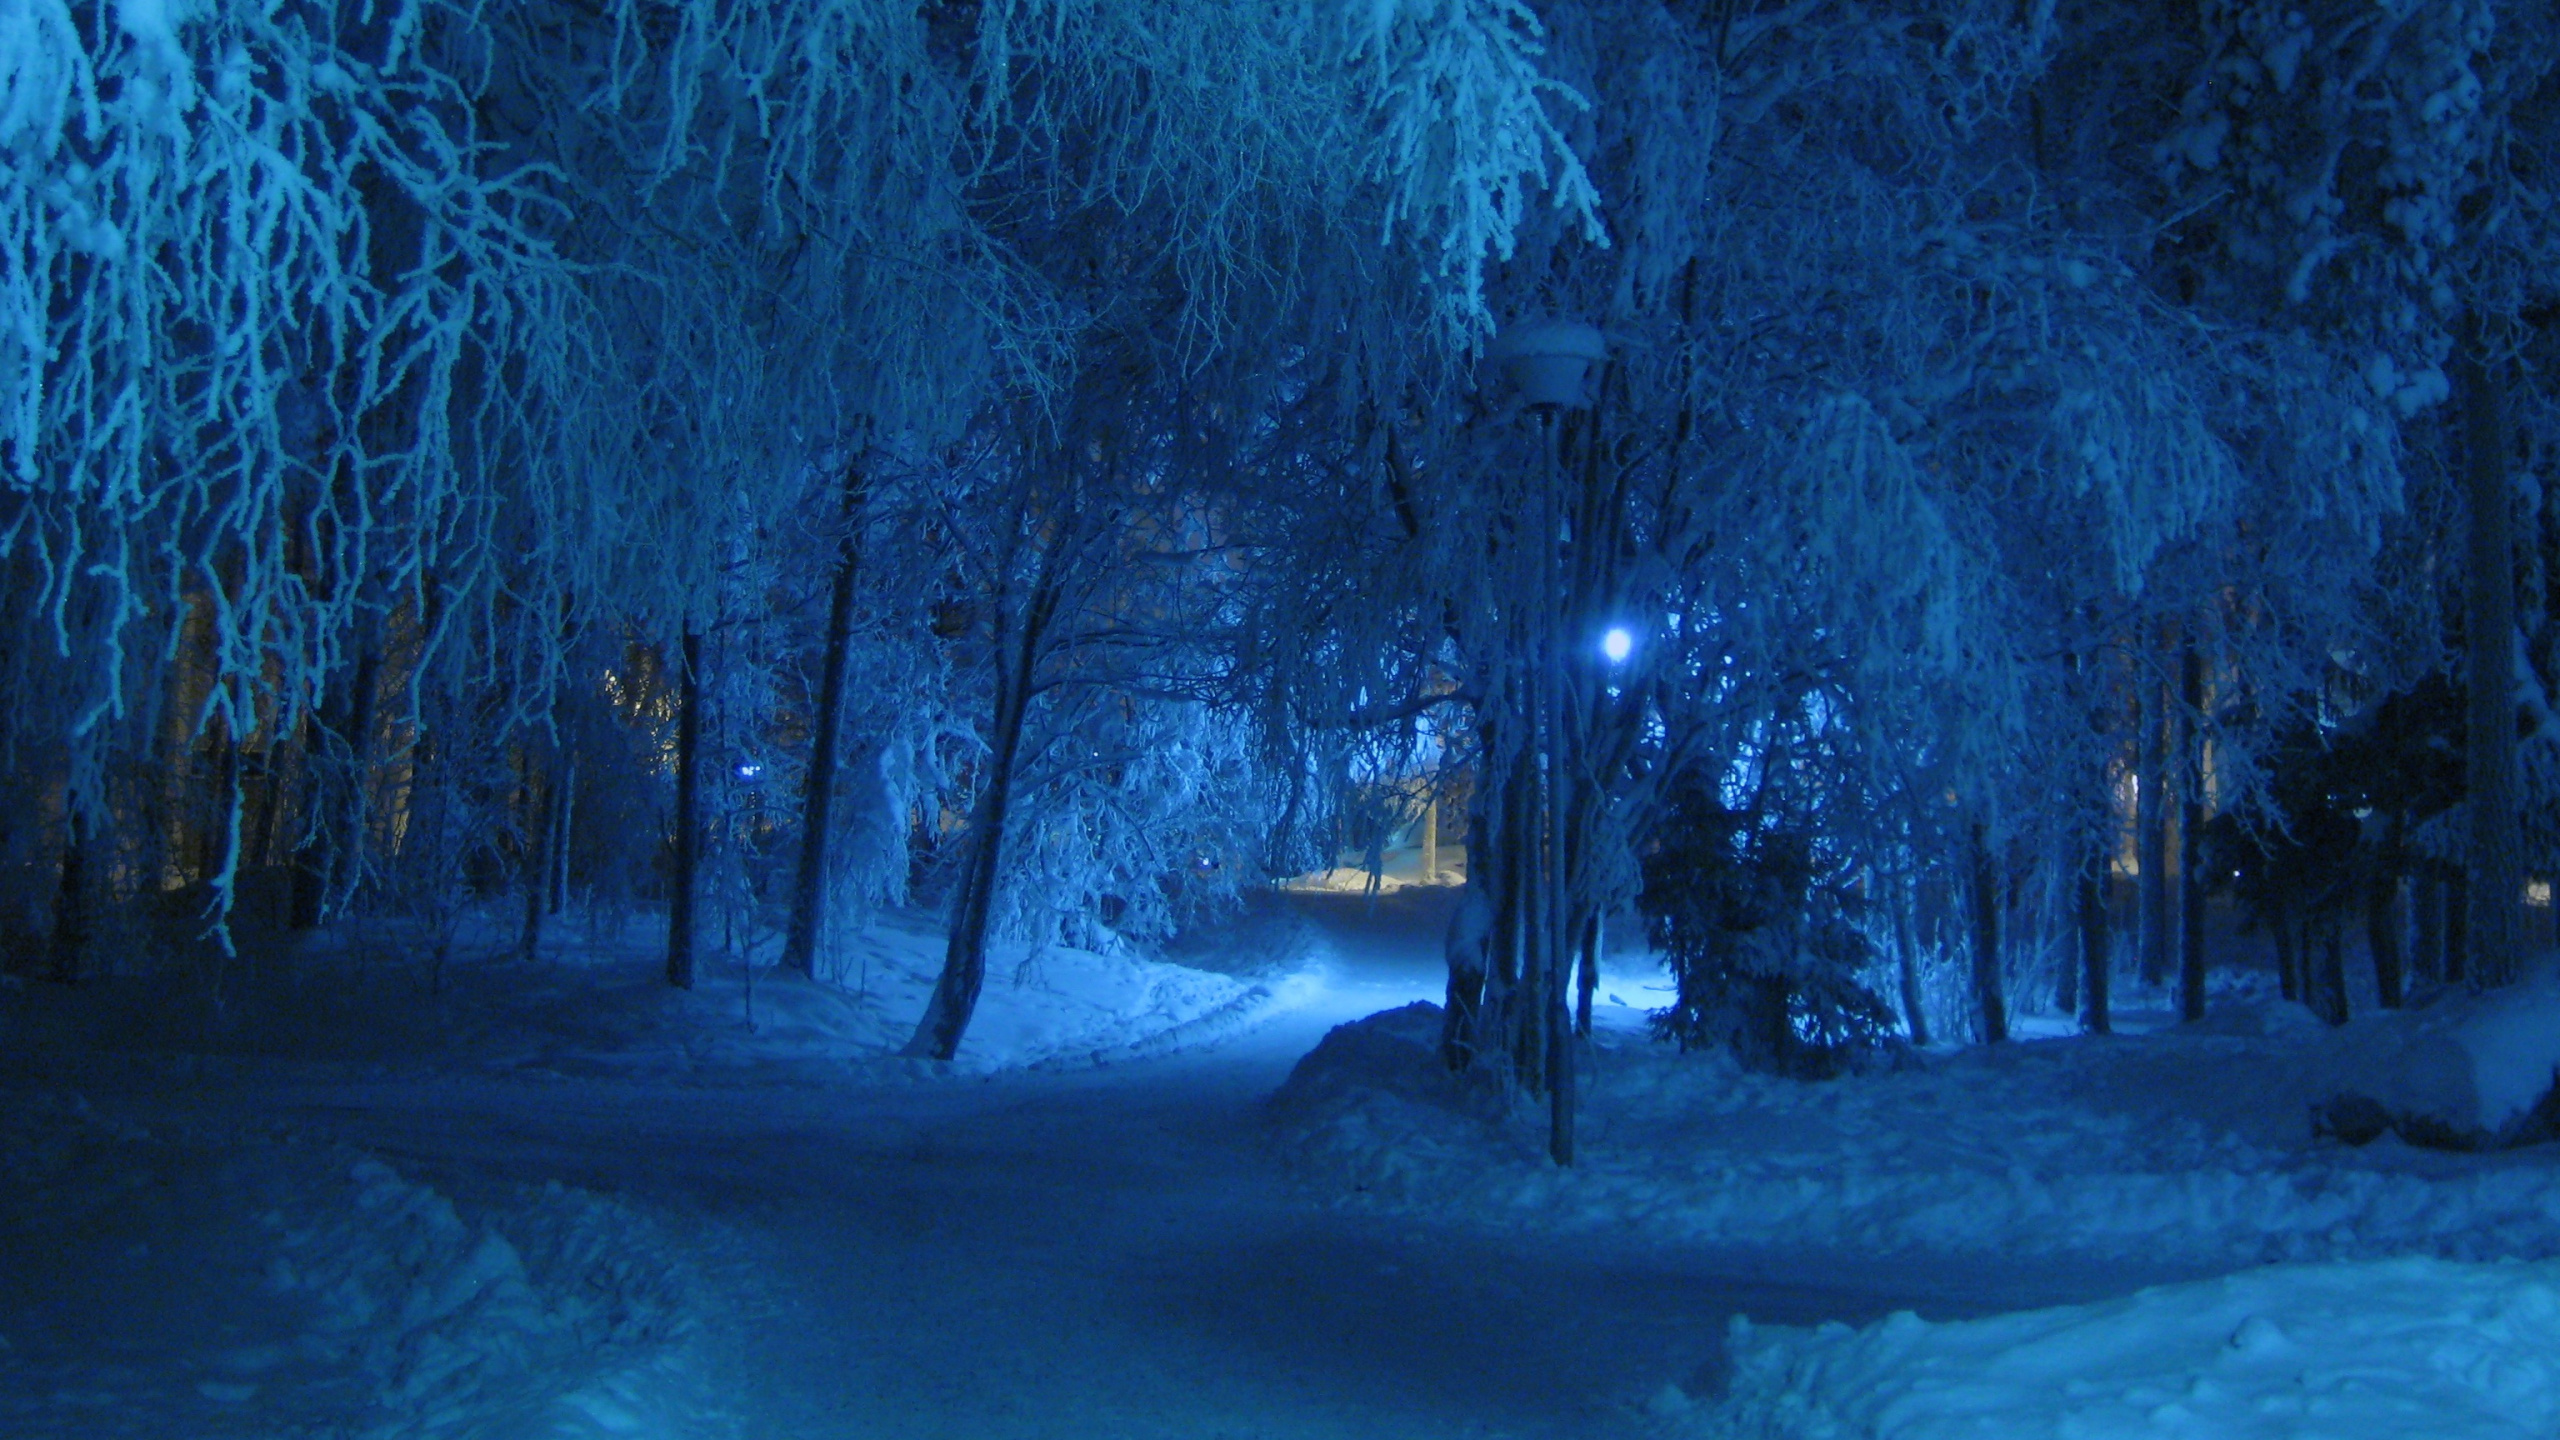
[{"left": 1490, "top": 316, "right": 1604, "bottom": 1167}]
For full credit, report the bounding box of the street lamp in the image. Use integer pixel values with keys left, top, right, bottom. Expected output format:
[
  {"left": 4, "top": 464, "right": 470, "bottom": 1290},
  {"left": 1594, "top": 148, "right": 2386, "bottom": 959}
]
[
  {"left": 1488, "top": 317, "right": 1608, "bottom": 410},
  {"left": 1488, "top": 315, "right": 1609, "bottom": 1167},
  {"left": 1601, "top": 627, "right": 1634, "bottom": 664}
]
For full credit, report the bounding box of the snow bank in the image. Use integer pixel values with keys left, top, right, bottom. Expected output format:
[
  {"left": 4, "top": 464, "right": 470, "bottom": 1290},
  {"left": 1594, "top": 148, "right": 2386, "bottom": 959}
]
[
  {"left": 0, "top": 1091, "right": 710, "bottom": 1438},
  {"left": 0, "top": 903, "right": 1276, "bottom": 1084},
  {"left": 1273, "top": 1000, "right": 2560, "bottom": 1269},
  {"left": 2317, "top": 974, "right": 2560, "bottom": 1147},
  {"left": 1702, "top": 1257, "right": 2560, "bottom": 1439}
]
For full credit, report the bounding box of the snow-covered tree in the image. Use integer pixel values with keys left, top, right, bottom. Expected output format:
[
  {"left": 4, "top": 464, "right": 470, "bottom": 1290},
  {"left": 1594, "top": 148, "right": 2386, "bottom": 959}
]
[{"left": 2156, "top": 0, "right": 2560, "bottom": 986}]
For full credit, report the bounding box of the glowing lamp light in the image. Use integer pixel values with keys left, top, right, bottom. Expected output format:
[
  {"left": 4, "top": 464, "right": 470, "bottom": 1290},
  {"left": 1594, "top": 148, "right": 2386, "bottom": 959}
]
[{"left": 1601, "top": 627, "right": 1634, "bottom": 664}]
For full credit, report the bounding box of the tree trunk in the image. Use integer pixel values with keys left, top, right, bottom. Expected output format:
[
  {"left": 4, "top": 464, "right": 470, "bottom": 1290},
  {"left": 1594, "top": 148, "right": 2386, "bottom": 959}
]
[
  {"left": 288, "top": 708, "right": 330, "bottom": 931},
  {"left": 666, "top": 631, "right": 706, "bottom": 990},
  {"left": 904, "top": 573, "right": 1052, "bottom": 1061},
  {"left": 202, "top": 712, "right": 246, "bottom": 961},
  {"left": 1574, "top": 908, "right": 1599, "bottom": 1038},
  {"left": 2461, "top": 313, "right": 2521, "bottom": 988},
  {"left": 2177, "top": 640, "right": 2208, "bottom": 1022},
  {"left": 2272, "top": 904, "right": 2301, "bottom": 1004},
  {"left": 520, "top": 759, "right": 552, "bottom": 962},
  {"left": 327, "top": 646, "right": 380, "bottom": 917},
  {"left": 902, "top": 677, "right": 1028, "bottom": 1062},
  {"left": 284, "top": 649, "right": 379, "bottom": 929},
  {"left": 1420, "top": 798, "right": 1439, "bottom": 885},
  {"left": 2368, "top": 865, "right": 2405, "bottom": 1010},
  {"left": 2138, "top": 676, "right": 2172, "bottom": 989},
  {"left": 247, "top": 730, "right": 286, "bottom": 880},
  {"left": 549, "top": 751, "right": 575, "bottom": 914},
  {"left": 783, "top": 461, "right": 868, "bottom": 975},
  {"left": 46, "top": 799, "right": 90, "bottom": 984},
  {"left": 2078, "top": 843, "right": 2112, "bottom": 1034},
  {"left": 2055, "top": 861, "right": 2079, "bottom": 1018},
  {"left": 1893, "top": 881, "right": 1931, "bottom": 1046},
  {"left": 1507, "top": 746, "right": 1548, "bottom": 1093},
  {"left": 1465, "top": 742, "right": 1521, "bottom": 1068},
  {"left": 1440, "top": 873, "right": 1492, "bottom": 1069},
  {"left": 2412, "top": 868, "right": 2445, "bottom": 986},
  {"left": 2316, "top": 921, "right": 2349, "bottom": 1025},
  {"left": 2446, "top": 872, "right": 2470, "bottom": 985},
  {"left": 1968, "top": 820, "right": 2008, "bottom": 1044}
]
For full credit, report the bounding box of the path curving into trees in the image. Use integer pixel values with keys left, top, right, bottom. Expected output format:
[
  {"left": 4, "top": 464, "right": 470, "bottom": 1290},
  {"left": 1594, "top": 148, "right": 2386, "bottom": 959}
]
[{"left": 168, "top": 888, "right": 2183, "bottom": 1439}]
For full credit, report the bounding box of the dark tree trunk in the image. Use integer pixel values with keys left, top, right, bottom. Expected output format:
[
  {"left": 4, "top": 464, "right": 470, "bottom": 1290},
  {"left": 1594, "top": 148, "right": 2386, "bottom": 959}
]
[
  {"left": 904, "top": 574, "right": 1054, "bottom": 1061},
  {"left": 1968, "top": 821, "right": 2008, "bottom": 1044},
  {"left": 1510, "top": 748, "right": 1548, "bottom": 1094},
  {"left": 2078, "top": 844, "right": 2112, "bottom": 1034},
  {"left": 2177, "top": 641, "right": 2208, "bottom": 1022},
  {"left": 2137, "top": 680, "right": 2172, "bottom": 989},
  {"left": 1462, "top": 743, "right": 1522, "bottom": 1070},
  {"left": 2461, "top": 313, "right": 2521, "bottom": 988},
  {"left": 285, "top": 649, "right": 380, "bottom": 929},
  {"left": 902, "top": 672, "right": 1028, "bottom": 1061},
  {"left": 47, "top": 800, "right": 90, "bottom": 984},
  {"left": 2316, "top": 922, "right": 2350, "bottom": 1025},
  {"left": 247, "top": 733, "right": 286, "bottom": 879},
  {"left": 2447, "top": 871, "right": 2471, "bottom": 985},
  {"left": 328, "top": 646, "right": 380, "bottom": 917},
  {"left": 666, "top": 631, "right": 706, "bottom": 990},
  {"left": 2272, "top": 905, "right": 2301, "bottom": 1003},
  {"left": 520, "top": 760, "right": 552, "bottom": 962},
  {"left": 288, "top": 709, "right": 329, "bottom": 931},
  {"left": 2413, "top": 869, "right": 2445, "bottom": 986},
  {"left": 202, "top": 714, "right": 246, "bottom": 959},
  {"left": 2369, "top": 828, "right": 2405, "bottom": 1010},
  {"left": 2055, "top": 858, "right": 2080, "bottom": 1018},
  {"left": 783, "top": 461, "right": 868, "bottom": 975}
]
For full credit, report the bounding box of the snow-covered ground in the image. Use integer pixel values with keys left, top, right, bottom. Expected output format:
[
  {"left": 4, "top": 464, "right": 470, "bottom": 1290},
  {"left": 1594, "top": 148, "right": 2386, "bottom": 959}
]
[
  {"left": 1270, "top": 896, "right": 2560, "bottom": 1437},
  {"left": 6, "top": 872, "right": 2560, "bottom": 1436},
  {"left": 1273, "top": 991, "right": 2560, "bottom": 1269},
  {"left": 1701, "top": 1254, "right": 2560, "bottom": 1439},
  {"left": 0, "top": 903, "right": 1320, "bottom": 1438}
]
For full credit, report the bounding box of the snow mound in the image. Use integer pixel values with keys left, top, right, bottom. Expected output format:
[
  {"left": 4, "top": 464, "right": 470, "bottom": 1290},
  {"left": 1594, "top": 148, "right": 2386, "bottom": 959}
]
[
  {"left": 2317, "top": 975, "right": 2560, "bottom": 1147},
  {"left": 1271, "top": 1002, "right": 2560, "bottom": 1268},
  {"left": 0, "top": 1091, "right": 708, "bottom": 1438},
  {"left": 1706, "top": 1256, "right": 2560, "bottom": 1440},
  {"left": 1269, "top": 1003, "right": 1527, "bottom": 1195},
  {"left": 0, "top": 904, "right": 1278, "bottom": 1085}
]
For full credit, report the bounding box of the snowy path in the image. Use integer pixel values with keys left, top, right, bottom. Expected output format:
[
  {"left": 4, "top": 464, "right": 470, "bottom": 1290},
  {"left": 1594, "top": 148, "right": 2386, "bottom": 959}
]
[
  {"left": 235, "top": 890, "right": 1785, "bottom": 1437},
  {"left": 5, "top": 890, "right": 2199, "bottom": 1437}
]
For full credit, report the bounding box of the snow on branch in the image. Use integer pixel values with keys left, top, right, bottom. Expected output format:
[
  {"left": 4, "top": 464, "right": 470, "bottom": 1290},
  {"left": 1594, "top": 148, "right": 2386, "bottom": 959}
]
[
  {"left": 2, "top": 0, "right": 588, "bottom": 760},
  {"left": 1350, "top": 0, "right": 1605, "bottom": 341}
]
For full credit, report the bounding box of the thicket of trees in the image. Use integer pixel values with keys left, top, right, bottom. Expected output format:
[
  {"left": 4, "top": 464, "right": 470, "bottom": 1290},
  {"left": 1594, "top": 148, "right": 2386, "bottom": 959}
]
[{"left": 4, "top": 0, "right": 2555, "bottom": 1158}]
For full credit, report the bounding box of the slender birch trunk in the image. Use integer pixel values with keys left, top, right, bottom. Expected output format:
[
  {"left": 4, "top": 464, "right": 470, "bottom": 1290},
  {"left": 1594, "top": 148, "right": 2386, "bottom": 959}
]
[{"left": 666, "top": 631, "right": 706, "bottom": 990}]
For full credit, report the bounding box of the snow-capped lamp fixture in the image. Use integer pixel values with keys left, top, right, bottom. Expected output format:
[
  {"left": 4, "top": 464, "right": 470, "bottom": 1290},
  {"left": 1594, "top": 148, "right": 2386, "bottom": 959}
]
[{"left": 1488, "top": 316, "right": 1608, "bottom": 410}]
